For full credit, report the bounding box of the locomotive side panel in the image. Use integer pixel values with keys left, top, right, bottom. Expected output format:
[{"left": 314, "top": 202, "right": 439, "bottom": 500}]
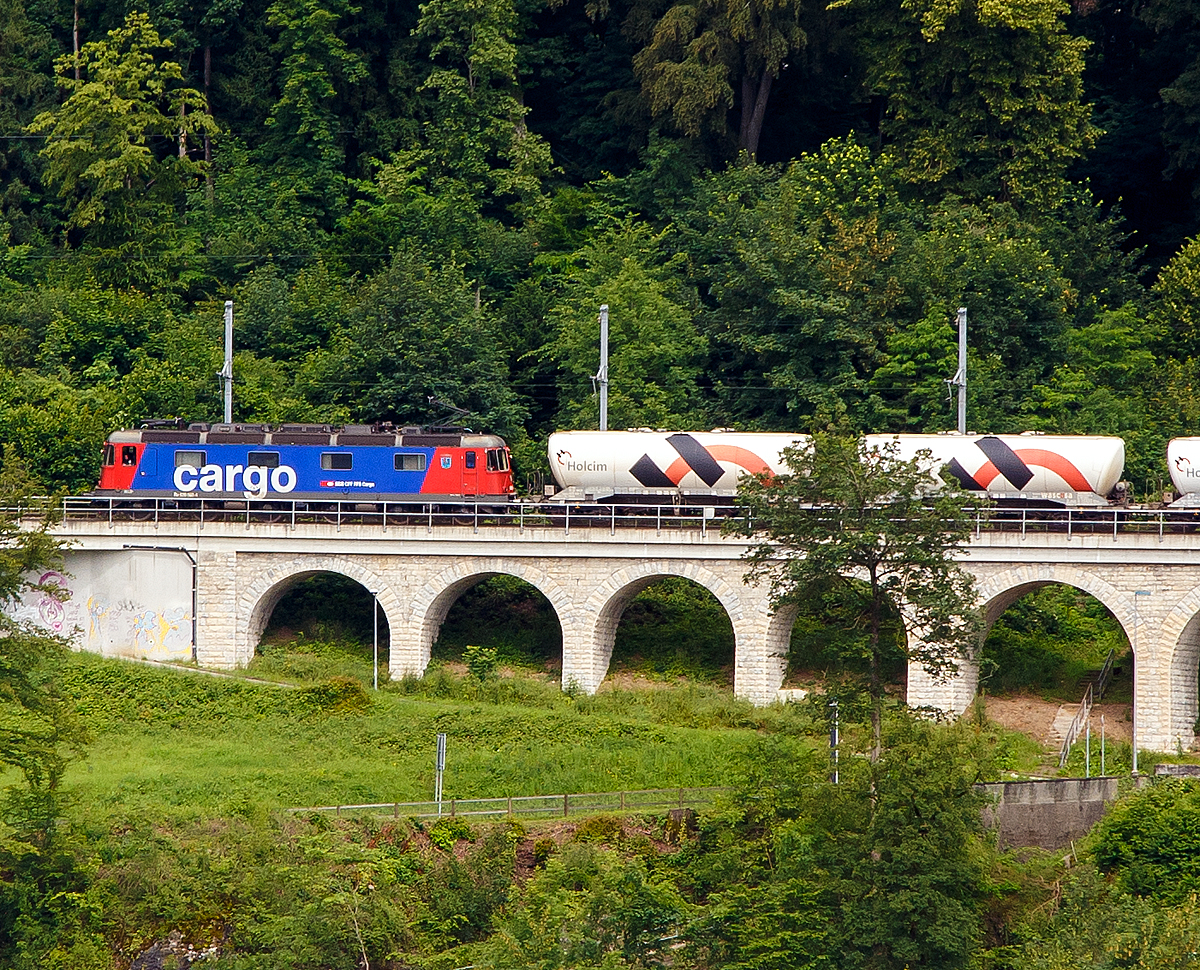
[{"left": 95, "top": 431, "right": 515, "bottom": 500}]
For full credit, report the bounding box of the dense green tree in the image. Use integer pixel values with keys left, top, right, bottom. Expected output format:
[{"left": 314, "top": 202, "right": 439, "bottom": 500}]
[
  {"left": 262, "top": 0, "right": 366, "bottom": 208},
  {"left": 837, "top": 0, "right": 1097, "bottom": 206},
  {"left": 0, "top": 455, "right": 87, "bottom": 965},
  {"left": 626, "top": 0, "right": 807, "bottom": 158},
  {"left": 485, "top": 842, "right": 688, "bottom": 968},
  {"left": 1093, "top": 780, "right": 1200, "bottom": 903},
  {"left": 675, "top": 140, "right": 900, "bottom": 429},
  {"left": 813, "top": 716, "right": 992, "bottom": 969},
  {"left": 1024, "top": 305, "right": 1161, "bottom": 489},
  {"left": 731, "top": 433, "right": 979, "bottom": 755},
  {"left": 545, "top": 218, "right": 706, "bottom": 430},
  {"left": 0, "top": 0, "right": 59, "bottom": 246},
  {"left": 27, "top": 12, "right": 218, "bottom": 268},
  {"left": 411, "top": 0, "right": 554, "bottom": 214},
  {"left": 1150, "top": 233, "right": 1200, "bottom": 360},
  {"left": 303, "top": 250, "right": 526, "bottom": 433}
]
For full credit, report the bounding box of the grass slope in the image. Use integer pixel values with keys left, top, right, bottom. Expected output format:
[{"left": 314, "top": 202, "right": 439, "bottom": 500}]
[{"left": 59, "top": 650, "right": 812, "bottom": 824}]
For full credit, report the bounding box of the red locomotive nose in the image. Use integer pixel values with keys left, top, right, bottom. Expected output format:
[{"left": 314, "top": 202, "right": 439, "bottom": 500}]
[{"left": 97, "top": 441, "right": 144, "bottom": 490}]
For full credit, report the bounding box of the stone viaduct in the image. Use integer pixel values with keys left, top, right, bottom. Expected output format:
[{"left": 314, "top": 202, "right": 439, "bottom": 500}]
[{"left": 33, "top": 511, "right": 1200, "bottom": 754}]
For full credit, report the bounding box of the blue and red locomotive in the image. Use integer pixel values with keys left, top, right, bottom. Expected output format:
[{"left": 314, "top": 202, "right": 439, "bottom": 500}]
[{"left": 96, "top": 420, "right": 516, "bottom": 502}]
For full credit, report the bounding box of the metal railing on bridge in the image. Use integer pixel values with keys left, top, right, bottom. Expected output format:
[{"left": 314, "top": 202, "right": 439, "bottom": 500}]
[
  {"left": 62, "top": 495, "right": 727, "bottom": 536},
  {"left": 60, "top": 495, "right": 1200, "bottom": 539}
]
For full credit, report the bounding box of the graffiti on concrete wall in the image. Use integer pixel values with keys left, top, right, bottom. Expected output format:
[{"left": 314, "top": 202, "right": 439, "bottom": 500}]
[
  {"left": 84, "top": 595, "right": 192, "bottom": 660},
  {"left": 6, "top": 570, "right": 71, "bottom": 632},
  {"left": 5, "top": 554, "right": 194, "bottom": 662}
]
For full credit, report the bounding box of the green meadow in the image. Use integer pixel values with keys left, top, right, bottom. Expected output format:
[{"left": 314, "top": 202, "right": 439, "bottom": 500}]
[{"left": 58, "top": 648, "right": 817, "bottom": 825}]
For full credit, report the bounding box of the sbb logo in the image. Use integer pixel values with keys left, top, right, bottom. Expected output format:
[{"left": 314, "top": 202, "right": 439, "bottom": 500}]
[{"left": 173, "top": 463, "right": 298, "bottom": 498}]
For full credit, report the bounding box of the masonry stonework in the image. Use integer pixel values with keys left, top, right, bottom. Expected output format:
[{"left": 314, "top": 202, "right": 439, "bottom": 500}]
[{"left": 49, "top": 519, "right": 1200, "bottom": 754}]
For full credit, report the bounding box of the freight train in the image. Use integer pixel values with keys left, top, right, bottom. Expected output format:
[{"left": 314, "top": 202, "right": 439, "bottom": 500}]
[{"left": 92, "top": 421, "right": 1200, "bottom": 508}]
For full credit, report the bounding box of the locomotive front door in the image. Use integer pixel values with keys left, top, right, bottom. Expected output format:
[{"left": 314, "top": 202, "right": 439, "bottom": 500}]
[
  {"left": 462, "top": 450, "right": 479, "bottom": 495},
  {"left": 136, "top": 447, "right": 156, "bottom": 481}
]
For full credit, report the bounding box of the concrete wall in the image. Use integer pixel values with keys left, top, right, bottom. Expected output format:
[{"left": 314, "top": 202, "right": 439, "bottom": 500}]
[
  {"left": 12, "top": 548, "right": 194, "bottom": 661},
  {"left": 980, "top": 777, "right": 1120, "bottom": 850}
]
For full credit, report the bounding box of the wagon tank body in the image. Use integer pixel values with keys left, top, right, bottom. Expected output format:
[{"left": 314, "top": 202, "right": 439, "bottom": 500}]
[
  {"left": 1168, "top": 437, "right": 1200, "bottom": 506},
  {"left": 547, "top": 429, "right": 1125, "bottom": 506},
  {"left": 546, "top": 430, "right": 808, "bottom": 502},
  {"left": 864, "top": 433, "right": 1126, "bottom": 506}
]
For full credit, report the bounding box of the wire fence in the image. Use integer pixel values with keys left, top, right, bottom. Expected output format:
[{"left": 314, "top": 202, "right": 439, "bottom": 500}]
[{"left": 288, "top": 786, "right": 730, "bottom": 821}]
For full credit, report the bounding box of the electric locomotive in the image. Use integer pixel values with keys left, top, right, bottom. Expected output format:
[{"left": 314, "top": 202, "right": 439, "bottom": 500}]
[{"left": 96, "top": 420, "right": 516, "bottom": 502}]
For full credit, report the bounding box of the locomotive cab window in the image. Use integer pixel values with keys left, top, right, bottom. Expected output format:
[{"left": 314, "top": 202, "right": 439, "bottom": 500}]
[
  {"left": 175, "top": 450, "right": 206, "bottom": 468},
  {"left": 395, "top": 453, "right": 427, "bottom": 472},
  {"left": 121, "top": 446, "right": 138, "bottom": 466},
  {"left": 103, "top": 444, "right": 115, "bottom": 466},
  {"left": 321, "top": 453, "right": 353, "bottom": 471},
  {"left": 465, "top": 451, "right": 476, "bottom": 469},
  {"left": 247, "top": 451, "right": 280, "bottom": 468},
  {"left": 486, "top": 449, "right": 509, "bottom": 472}
]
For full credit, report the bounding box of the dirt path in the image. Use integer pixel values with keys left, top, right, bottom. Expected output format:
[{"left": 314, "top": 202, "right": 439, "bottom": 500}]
[{"left": 985, "top": 694, "right": 1132, "bottom": 745}]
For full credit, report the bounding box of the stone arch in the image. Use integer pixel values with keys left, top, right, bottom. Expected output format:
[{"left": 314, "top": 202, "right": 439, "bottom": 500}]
[
  {"left": 909, "top": 563, "right": 1136, "bottom": 716},
  {"left": 973, "top": 564, "right": 1135, "bottom": 643},
  {"left": 236, "top": 556, "right": 400, "bottom": 666},
  {"left": 575, "top": 560, "right": 750, "bottom": 695},
  {"left": 1158, "top": 585, "right": 1200, "bottom": 750},
  {"left": 404, "top": 559, "right": 573, "bottom": 678}
]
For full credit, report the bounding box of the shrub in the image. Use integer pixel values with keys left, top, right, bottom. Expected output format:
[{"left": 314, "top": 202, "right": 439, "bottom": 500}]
[
  {"left": 295, "top": 676, "right": 371, "bottom": 714},
  {"left": 464, "top": 643, "right": 499, "bottom": 682},
  {"left": 429, "top": 817, "right": 475, "bottom": 852},
  {"left": 573, "top": 815, "right": 624, "bottom": 844},
  {"left": 533, "top": 838, "right": 556, "bottom": 868}
]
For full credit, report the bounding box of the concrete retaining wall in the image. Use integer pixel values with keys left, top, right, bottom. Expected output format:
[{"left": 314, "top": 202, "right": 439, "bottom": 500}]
[{"left": 980, "top": 777, "right": 1120, "bottom": 849}]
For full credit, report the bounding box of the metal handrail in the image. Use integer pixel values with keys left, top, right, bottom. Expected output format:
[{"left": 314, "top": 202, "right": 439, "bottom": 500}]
[
  {"left": 1058, "top": 683, "right": 1094, "bottom": 769},
  {"left": 1095, "top": 648, "right": 1117, "bottom": 701},
  {"left": 55, "top": 496, "right": 1200, "bottom": 539}
]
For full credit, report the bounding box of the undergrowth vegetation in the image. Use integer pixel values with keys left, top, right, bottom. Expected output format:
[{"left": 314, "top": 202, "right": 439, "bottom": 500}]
[
  {"left": 4, "top": 577, "right": 1162, "bottom": 967},
  {"left": 1, "top": 572, "right": 1176, "bottom": 970},
  {"left": 982, "top": 585, "right": 1131, "bottom": 698}
]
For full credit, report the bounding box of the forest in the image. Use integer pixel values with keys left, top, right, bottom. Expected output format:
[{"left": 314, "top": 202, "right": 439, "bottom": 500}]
[{"left": 1, "top": 0, "right": 1199, "bottom": 493}]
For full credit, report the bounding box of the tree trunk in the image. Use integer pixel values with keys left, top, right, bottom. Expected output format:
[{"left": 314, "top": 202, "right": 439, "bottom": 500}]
[
  {"left": 73, "top": 0, "right": 80, "bottom": 81},
  {"left": 738, "top": 70, "right": 774, "bottom": 160},
  {"left": 869, "top": 574, "right": 882, "bottom": 763}
]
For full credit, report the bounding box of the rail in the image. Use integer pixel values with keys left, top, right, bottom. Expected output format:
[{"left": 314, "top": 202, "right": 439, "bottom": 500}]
[
  {"left": 58, "top": 495, "right": 1200, "bottom": 539},
  {"left": 1095, "top": 648, "right": 1117, "bottom": 700},
  {"left": 289, "top": 786, "right": 730, "bottom": 820}
]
